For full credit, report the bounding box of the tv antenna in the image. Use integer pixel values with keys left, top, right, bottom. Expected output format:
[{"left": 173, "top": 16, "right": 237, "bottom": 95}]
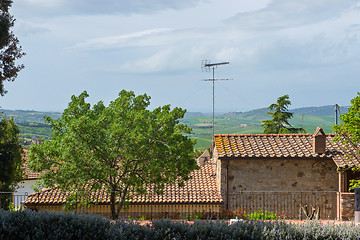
[{"left": 201, "top": 60, "right": 230, "bottom": 143}]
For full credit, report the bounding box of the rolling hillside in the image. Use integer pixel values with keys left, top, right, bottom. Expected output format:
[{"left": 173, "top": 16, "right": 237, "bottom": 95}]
[
  {"left": 1, "top": 105, "right": 348, "bottom": 148},
  {"left": 184, "top": 105, "right": 348, "bottom": 148}
]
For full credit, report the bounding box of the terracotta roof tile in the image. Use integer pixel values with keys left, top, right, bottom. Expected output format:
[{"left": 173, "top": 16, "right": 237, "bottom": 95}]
[
  {"left": 25, "top": 162, "right": 223, "bottom": 206},
  {"left": 21, "top": 149, "right": 42, "bottom": 180},
  {"left": 214, "top": 133, "right": 360, "bottom": 168}
]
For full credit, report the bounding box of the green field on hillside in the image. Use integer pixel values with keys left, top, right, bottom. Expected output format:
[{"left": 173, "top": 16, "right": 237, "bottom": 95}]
[{"left": 1, "top": 106, "right": 343, "bottom": 148}]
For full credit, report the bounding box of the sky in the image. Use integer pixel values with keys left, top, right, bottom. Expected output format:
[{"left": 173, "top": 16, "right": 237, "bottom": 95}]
[{"left": 1, "top": 0, "right": 360, "bottom": 113}]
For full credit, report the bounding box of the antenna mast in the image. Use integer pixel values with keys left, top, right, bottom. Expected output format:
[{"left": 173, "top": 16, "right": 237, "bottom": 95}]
[{"left": 201, "top": 60, "right": 230, "bottom": 143}]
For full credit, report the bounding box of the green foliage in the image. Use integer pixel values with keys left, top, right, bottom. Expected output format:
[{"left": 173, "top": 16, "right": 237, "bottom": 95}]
[
  {"left": 333, "top": 92, "right": 360, "bottom": 156},
  {"left": 0, "top": 113, "right": 23, "bottom": 210},
  {"left": 218, "top": 208, "right": 282, "bottom": 221},
  {"left": 261, "top": 95, "right": 305, "bottom": 134},
  {"left": 333, "top": 93, "right": 360, "bottom": 190},
  {"left": 2, "top": 211, "right": 360, "bottom": 240},
  {"left": 246, "top": 208, "right": 281, "bottom": 220},
  {"left": 28, "top": 90, "right": 198, "bottom": 219},
  {"left": 7, "top": 202, "right": 20, "bottom": 212},
  {"left": 0, "top": 0, "right": 25, "bottom": 96},
  {"left": 0, "top": 210, "right": 115, "bottom": 240}
]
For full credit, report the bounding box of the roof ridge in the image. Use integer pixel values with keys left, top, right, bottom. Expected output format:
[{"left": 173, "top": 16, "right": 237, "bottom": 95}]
[{"left": 214, "top": 133, "right": 336, "bottom": 137}]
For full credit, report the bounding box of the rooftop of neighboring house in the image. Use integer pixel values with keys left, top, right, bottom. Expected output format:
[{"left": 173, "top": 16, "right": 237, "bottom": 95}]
[
  {"left": 24, "top": 161, "right": 223, "bottom": 206},
  {"left": 22, "top": 149, "right": 42, "bottom": 180},
  {"left": 213, "top": 128, "right": 359, "bottom": 169}
]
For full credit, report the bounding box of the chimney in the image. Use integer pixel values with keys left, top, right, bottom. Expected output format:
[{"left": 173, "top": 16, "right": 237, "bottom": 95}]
[{"left": 312, "top": 127, "right": 326, "bottom": 154}]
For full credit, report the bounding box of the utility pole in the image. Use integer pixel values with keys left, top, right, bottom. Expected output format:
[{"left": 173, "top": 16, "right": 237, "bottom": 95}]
[
  {"left": 334, "top": 104, "right": 340, "bottom": 125},
  {"left": 201, "top": 60, "right": 230, "bottom": 143},
  {"left": 301, "top": 114, "right": 304, "bottom": 129}
]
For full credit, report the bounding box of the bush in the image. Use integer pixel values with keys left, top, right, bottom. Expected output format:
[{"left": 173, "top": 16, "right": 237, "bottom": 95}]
[
  {"left": 246, "top": 208, "right": 282, "bottom": 220},
  {"left": 1, "top": 210, "right": 360, "bottom": 239},
  {"left": 0, "top": 210, "right": 114, "bottom": 240}
]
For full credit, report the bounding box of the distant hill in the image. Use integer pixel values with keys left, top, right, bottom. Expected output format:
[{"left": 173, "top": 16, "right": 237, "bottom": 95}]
[
  {"left": 1, "top": 109, "right": 61, "bottom": 123},
  {"left": 291, "top": 105, "right": 349, "bottom": 116},
  {"left": 226, "top": 105, "right": 349, "bottom": 120},
  {"left": 0, "top": 109, "right": 61, "bottom": 144},
  {"left": 1, "top": 105, "right": 349, "bottom": 148}
]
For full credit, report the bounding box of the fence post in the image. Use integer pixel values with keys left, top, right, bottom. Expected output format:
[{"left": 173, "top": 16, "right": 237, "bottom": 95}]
[
  {"left": 150, "top": 191, "right": 153, "bottom": 220},
  {"left": 355, "top": 188, "right": 360, "bottom": 223},
  {"left": 188, "top": 191, "right": 190, "bottom": 220},
  {"left": 76, "top": 192, "right": 78, "bottom": 212},
  {"left": 263, "top": 192, "right": 265, "bottom": 219},
  {"left": 300, "top": 192, "right": 303, "bottom": 220}
]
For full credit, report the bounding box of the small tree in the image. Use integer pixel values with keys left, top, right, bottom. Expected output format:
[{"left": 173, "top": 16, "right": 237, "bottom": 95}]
[
  {"left": 28, "top": 90, "right": 198, "bottom": 219},
  {"left": 0, "top": 0, "right": 25, "bottom": 96},
  {"left": 0, "top": 113, "right": 23, "bottom": 210},
  {"left": 261, "top": 94, "right": 305, "bottom": 134},
  {"left": 333, "top": 92, "right": 360, "bottom": 190}
]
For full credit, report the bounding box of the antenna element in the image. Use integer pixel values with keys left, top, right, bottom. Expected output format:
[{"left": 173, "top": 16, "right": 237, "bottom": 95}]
[{"left": 201, "top": 60, "right": 230, "bottom": 144}]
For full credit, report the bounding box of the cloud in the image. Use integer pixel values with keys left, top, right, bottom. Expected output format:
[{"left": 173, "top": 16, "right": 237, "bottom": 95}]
[
  {"left": 69, "top": 27, "right": 208, "bottom": 52},
  {"left": 226, "top": 0, "right": 360, "bottom": 30},
  {"left": 14, "top": 0, "right": 205, "bottom": 17},
  {"left": 14, "top": 20, "right": 50, "bottom": 37},
  {"left": 70, "top": 28, "right": 174, "bottom": 51},
  {"left": 68, "top": 18, "right": 360, "bottom": 75},
  {"left": 117, "top": 45, "right": 206, "bottom": 73}
]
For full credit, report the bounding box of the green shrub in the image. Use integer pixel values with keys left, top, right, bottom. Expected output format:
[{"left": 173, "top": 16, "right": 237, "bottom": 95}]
[
  {"left": 0, "top": 210, "right": 114, "bottom": 240},
  {"left": 1, "top": 210, "right": 360, "bottom": 239},
  {"left": 246, "top": 208, "right": 281, "bottom": 220}
]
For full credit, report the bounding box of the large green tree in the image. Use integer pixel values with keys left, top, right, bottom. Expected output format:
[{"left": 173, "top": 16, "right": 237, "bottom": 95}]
[
  {"left": 28, "top": 90, "right": 198, "bottom": 219},
  {"left": 261, "top": 94, "right": 305, "bottom": 134},
  {"left": 0, "top": 113, "right": 23, "bottom": 210},
  {"left": 333, "top": 92, "right": 360, "bottom": 189},
  {"left": 0, "top": 0, "right": 25, "bottom": 96}
]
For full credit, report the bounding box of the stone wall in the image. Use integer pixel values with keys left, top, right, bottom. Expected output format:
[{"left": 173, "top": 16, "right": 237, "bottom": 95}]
[
  {"left": 340, "top": 192, "right": 354, "bottom": 221},
  {"left": 215, "top": 157, "right": 339, "bottom": 219},
  {"left": 226, "top": 158, "right": 338, "bottom": 192}
]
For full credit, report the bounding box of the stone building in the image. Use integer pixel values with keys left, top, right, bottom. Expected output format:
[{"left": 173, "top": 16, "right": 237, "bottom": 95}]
[{"left": 213, "top": 127, "right": 360, "bottom": 219}]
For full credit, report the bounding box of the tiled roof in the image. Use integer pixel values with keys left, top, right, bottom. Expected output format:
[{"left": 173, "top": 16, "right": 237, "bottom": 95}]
[
  {"left": 25, "top": 162, "right": 222, "bottom": 205},
  {"left": 214, "top": 133, "right": 360, "bottom": 168},
  {"left": 22, "top": 161, "right": 42, "bottom": 180},
  {"left": 21, "top": 149, "right": 42, "bottom": 180}
]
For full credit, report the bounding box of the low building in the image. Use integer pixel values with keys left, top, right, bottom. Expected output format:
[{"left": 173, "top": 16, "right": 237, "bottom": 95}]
[
  {"left": 24, "top": 162, "right": 223, "bottom": 219},
  {"left": 213, "top": 127, "right": 359, "bottom": 219}
]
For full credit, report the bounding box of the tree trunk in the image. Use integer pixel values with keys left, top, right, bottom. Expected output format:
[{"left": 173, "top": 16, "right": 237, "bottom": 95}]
[
  {"left": 109, "top": 185, "right": 129, "bottom": 220},
  {"left": 110, "top": 191, "right": 116, "bottom": 220}
]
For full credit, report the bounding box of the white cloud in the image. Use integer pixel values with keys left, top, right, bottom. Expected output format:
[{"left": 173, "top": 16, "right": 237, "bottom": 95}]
[
  {"left": 115, "top": 44, "right": 208, "bottom": 73},
  {"left": 14, "top": 20, "right": 50, "bottom": 37},
  {"left": 17, "top": 0, "right": 62, "bottom": 8},
  {"left": 70, "top": 28, "right": 173, "bottom": 51},
  {"left": 226, "top": 0, "right": 360, "bottom": 30},
  {"left": 70, "top": 27, "right": 212, "bottom": 52},
  {"left": 13, "top": 0, "right": 206, "bottom": 17}
]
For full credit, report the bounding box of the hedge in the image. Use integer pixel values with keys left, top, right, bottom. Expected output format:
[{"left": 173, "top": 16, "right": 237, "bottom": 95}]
[{"left": 1, "top": 210, "right": 360, "bottom": 239}]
